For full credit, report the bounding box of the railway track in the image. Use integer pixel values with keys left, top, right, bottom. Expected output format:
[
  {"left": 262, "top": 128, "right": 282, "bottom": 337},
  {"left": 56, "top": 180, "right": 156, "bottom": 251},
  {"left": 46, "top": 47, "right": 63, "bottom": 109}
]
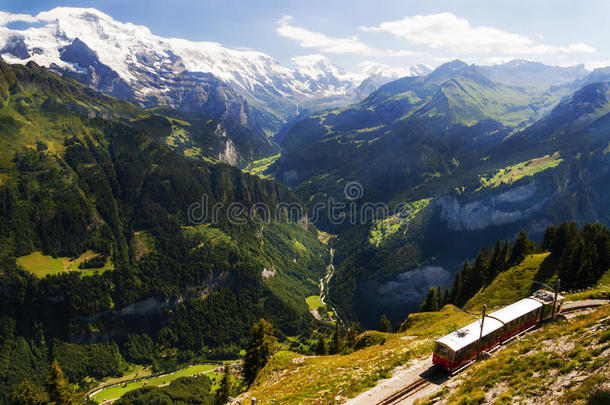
[
  {"left": 560, "top": 299, "right": 608, "bottom": 314},
  {"left": 376, "top": 376, "right": 430, "bottom": 405}
]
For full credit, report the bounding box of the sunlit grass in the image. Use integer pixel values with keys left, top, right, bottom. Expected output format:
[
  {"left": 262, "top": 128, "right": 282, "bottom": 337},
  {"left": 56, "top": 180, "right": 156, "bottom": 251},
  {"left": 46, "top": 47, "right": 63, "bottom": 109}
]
[
  {"left": 243, "top": 153, "right": 280, "bottom": 179},
  {"left": 241, "top": 306, "right": 472, "bottom": 404},
  {"left": 465, "top": 253, "right": 550, "bottom": 311},
  {"left": 90, "top": 364, "right": 218, "bottom": 403},
  {"left": 16, "top": 250, "right": 113, "bottom": 278},
  {"left": 429, "top": 305, "right": 610, "bottom": 404},
  {"left": 306, "top": 295, "right": 324, "bottom": 311},
  {"left": 478, "top": 152, "right": 563, "bottom": 189},
  {"left": 368, "top": 198, "right": 432, "bottom": 247}
]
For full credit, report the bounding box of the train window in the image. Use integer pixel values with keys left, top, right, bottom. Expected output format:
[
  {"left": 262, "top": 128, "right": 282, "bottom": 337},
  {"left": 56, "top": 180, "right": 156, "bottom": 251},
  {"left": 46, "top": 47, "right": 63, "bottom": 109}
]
[{"left": 435, "top": 344, "right": 450, "bottom": 357}]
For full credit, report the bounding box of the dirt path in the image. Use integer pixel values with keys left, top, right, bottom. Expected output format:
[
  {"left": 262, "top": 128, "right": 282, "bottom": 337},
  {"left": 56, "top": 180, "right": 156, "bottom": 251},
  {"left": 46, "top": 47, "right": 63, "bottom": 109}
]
[
  {"left": 562, "top": 299, "right": 609, "bottom": 311},
  {"left": 344, "top": 356, "right": 448, "bottom": 405}
]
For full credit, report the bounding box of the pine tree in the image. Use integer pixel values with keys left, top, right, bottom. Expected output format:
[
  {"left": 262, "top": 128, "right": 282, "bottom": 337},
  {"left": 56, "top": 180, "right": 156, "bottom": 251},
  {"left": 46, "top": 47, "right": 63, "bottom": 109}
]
[
  {"left": 540, "top": 225, "right": 557, "bottom": 252},
  {"left": 443, "top": 288, "right": 450, "bottom": 307},
  {"left": 435, "top": 286, "right": 443, "bottom": 311},
  {"left": 550, "top": 222, "right": 578, "bottom": 258},
  {"left": 215, "top": 365, "right": 232, "bottom": 405},
  {"left": 500, "top": 240, "right": 512, "bottom": 271},
  {"left": 453, "top": 259, "right": 471, "bottom": 307},
  {"left": 509, "top": 230, "right": 535, "bottom": 266},
  {"left": 330, "top": 323, "right": 343, "bottom": 354},
  {"left": 343, "top": 327, "right": 357, "bottom": 352},
  {"left": 243, "top": 318, "right": 277, "bottom": 386},
  {"left": 46, "top": 360, "right": 77, "bottom": 405},
  {"left": 450, "top": 267, "right": 463, "bottom": 304},
  {"left": 379, "top": 314, "right": 391, "bottom": 332},
  {"left": 420, "top": 288, "right": 437, "bottom": 312},
  {"left": 11, "top": 380, "right": 45, "bottom": 405},
  {"left": 488, "top": 239, "right": 502, "bottom": 281},
  {"left": 471, "top": 248, "right": 491, "bottom": 294},
  {"left": 315, "top": 332, "right": 329, "bottom": 355}
]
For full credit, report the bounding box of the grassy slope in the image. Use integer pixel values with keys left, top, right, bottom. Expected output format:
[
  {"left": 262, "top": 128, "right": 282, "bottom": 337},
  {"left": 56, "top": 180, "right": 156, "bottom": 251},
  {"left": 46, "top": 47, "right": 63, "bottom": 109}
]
[
  {"left": 478, "top": 152, "right": 563, "bottom": 189},
  {"left": 423, "top": 305, "right": 610, "bottom": 405},
  {"left": 465, "top": 253, "right": 551, "bottom": 311},
  {"left": 0, "top": 62, "right": 143, "bottom": 166},
  {"left": 240, "top": 306, "right": 473, "bottom": 404},
  {"left": 243, "top": 154, "right": 280, "bottom": 179},
  {"left": 414, "top": 76, "right": 546, "bottom": 128},
  {"left": 306, "top": 295, "right": 324, "bottom": 311},
  {"left": 90, "top": 364, "right": 218, "bottom": 403},
  {"left": 16, "top": 250, "right": 113, "bottom": 278},
  {"left": 464, "top": 252, "right": 610, "bottom": 311},
  {"left": 0, "top": 62, "right": 268, "bottom": 169},
  {"left": 242, "top": 302, "right": 610, "bottom": 405}
]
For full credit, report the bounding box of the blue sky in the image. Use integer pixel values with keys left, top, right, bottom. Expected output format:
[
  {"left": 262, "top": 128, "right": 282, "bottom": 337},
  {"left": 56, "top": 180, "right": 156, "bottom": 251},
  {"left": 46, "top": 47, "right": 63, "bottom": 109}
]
[{"left": 2, "top": 0, "right": 609, "bottom": 72}]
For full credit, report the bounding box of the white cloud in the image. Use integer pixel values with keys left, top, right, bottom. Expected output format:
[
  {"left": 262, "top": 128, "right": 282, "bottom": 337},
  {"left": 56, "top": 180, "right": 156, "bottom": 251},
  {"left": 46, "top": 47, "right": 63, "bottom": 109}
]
[
  {"left": 359, "top": 60, "right": 392, "bottom": 74},
  {"left": 0, "top": 11, "right": 39, "bottom": 26},
  {"left": 358, "top": 60, "right": 417, "bottom": 77},
  {"left": 291, "top": 54, "right": 346, "bottom": 79},
  {"left": 480, "top": 56, "right": 517, "bottom": 65},
  {"left": 277, "top": 15, "right": 414, "bottom": 57},
  {"left": 361, "top": 13, "right": 595, "bottom": 55},
  {"left": 292, "top": 54, "right": 331, "bottom": 67},
  {"left": 584, "top": 60, "right": 610, "bottom": 71}
]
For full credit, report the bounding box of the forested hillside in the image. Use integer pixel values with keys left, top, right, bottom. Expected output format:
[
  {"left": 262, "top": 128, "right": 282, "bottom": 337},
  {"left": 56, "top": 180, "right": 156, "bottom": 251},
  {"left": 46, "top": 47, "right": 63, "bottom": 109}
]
[
  {"left": 420, "top": 222, "right": 610, "bottom": 312},
  {"left": 0, "top": 61, "right": 328, "bottom": 402}
]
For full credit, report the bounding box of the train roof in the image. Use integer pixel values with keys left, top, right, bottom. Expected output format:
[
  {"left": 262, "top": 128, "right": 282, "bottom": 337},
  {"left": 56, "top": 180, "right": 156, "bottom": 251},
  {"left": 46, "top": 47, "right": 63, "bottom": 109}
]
[
  {"left": 436, "top": 317, "right": 503, "bottom": 352},
  {"left": 435, "top": 298, "right": 543, "bottom": 352},
  {"left": 488, "top": 298, "right": 543, "bottom": 324}
]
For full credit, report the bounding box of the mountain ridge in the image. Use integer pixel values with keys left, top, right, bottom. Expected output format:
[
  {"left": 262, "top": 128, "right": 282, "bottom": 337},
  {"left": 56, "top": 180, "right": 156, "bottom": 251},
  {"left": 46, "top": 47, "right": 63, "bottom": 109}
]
[
  {"left": 267, "top": 59, "right": 610, "bottom": 329},
  {"left": 0, "top": 7, "right": 427, "bottom": 138}
]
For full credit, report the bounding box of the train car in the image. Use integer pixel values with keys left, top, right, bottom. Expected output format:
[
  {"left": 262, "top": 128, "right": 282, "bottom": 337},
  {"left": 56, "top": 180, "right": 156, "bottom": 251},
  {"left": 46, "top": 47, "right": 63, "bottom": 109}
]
[
  {"left": 530, "top": 289, "right": 564, "bottom": 321},
  {"left": 433, "top": 297, "right": 546, "bottom": 373}
]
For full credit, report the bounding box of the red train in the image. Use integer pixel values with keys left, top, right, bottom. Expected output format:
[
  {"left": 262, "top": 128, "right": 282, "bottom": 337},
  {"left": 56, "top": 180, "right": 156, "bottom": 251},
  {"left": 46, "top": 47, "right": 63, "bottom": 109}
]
[{"left": 433, "top": 290, "right": 564, "bottom": 373}]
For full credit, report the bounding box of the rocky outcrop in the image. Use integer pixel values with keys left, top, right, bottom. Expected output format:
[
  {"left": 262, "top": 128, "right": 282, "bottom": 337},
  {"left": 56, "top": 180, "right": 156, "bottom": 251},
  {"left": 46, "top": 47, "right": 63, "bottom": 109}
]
[
  {"left": 71, "top": 271, "right": 229, "bottom": 343},
  {"left": 437, "top": 182, "right": 553, "bottom": 231},
  {"left": 0, "top": 34, "right": 30, "bottom": 59},
  {"left": 55, "top": 38, "right": 135, "bottom": 100}
]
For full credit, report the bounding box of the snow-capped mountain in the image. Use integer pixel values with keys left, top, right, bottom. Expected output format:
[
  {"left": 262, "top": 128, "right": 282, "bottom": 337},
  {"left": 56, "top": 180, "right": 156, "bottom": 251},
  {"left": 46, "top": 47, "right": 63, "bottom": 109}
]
[
  {"left": 355, "top": 61, "right": 432, "bottom": 100},
  {"left": 0, "top": 7, "right": 427, "bottom": 136}
]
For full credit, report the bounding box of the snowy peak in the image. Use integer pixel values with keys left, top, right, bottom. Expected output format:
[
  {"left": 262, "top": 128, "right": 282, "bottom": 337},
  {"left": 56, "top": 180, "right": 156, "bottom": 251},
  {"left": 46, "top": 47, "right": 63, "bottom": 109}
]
[
  {"left": 290, "top": 54, "right": 366, "bottom": 97},
  {"left": 0, "top": 7, "right": 361, "bottom": 100},
  {"left": 359, "top": 61, "right": 431, "bottom": 79},
  {"left": 292, "top": 54, "right": 362, "bottom": 82},
  {"left": 0, "top": 7, "right": 429, "bottom": 135},
  {"left": 356, "top": 61, "right": 432, "bottom": 100}
]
